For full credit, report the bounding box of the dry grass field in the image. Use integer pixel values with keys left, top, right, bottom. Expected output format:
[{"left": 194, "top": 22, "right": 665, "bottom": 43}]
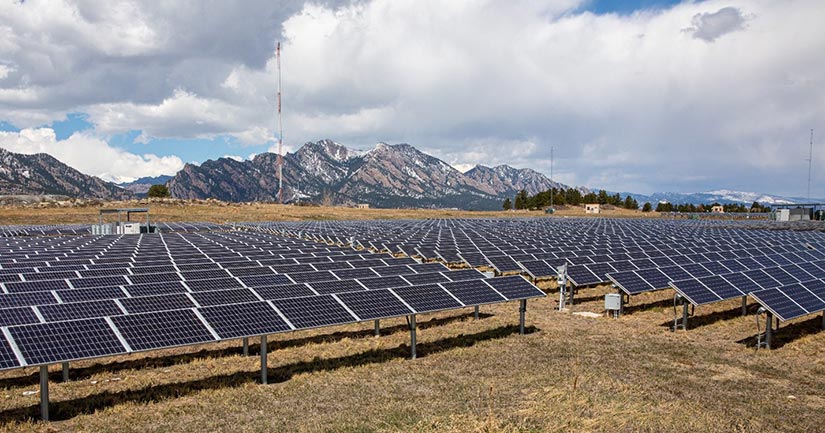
[
  {"left": 0, "top": 203, "right": 820, "bottom": 432},
  {"left": 0, "top": 200, "right": 647, "bottom": 225}
]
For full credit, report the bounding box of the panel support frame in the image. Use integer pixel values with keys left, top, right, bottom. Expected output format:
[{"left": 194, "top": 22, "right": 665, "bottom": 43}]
[{"left": 40, "top": 365, "right": 49, "bottom": 421}]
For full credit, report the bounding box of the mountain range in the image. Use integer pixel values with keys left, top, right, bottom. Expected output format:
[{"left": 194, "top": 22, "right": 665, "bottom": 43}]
[
  {"left": 0, "top": 140, "right": 817, "bottom": 209},
  {"left": 165, "top": 140, "right": 573, "bottom": 209}
]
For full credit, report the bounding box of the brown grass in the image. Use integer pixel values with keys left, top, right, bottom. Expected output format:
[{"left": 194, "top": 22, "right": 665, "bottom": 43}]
[
  {"left": 0, "top": 200, "right": 650, "bottom": 225},
  {"left": 0, "top": 205, "right": 820, "bottom": 432}
]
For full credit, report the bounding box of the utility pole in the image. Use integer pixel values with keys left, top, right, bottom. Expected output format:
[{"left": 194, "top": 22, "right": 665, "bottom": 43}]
[
  {"left": 807, "top": 129, "right": 814, "bottom": 201},
  {"left": 277, "top": 42, "right": 284, "bottom": 204},
  {"left": 550, "top": 146, "right": 555, "bottom": 207}
]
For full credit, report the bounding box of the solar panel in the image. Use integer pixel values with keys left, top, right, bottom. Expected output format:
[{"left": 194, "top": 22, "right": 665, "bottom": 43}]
[
  {"left": 198, "top": 302, "right": 292, "bottom": 339},
  {"left": 336, "top": 290, "right": 414, "bottom": 320},
  {"left": 720, "top": 273, "right": 762, "bottom": 295},
  {"left": 441, "top": 280, "right": 506, "bottom": 305},
  {"left": 0, "top": 292, "right": 59, "bottom": 308},
  {"left": 750, "top": 288, "right": 808, "bottom": 322},
  {"left": 9, "top": 318, "right": 126, "bottom": 365},
  {"left": 0, "top": 306, "right": 40, "bottom": 326},
  {"left": 486, "top": 255, "right": 522, "bottom": 273},
  {"left": 5, "top": 280, "right": 70, "bottom": 293},
  {"left": 635, "top": 268, "right": 670, "bottom": 289},
  {"left": 0, "top": 334, "right": 20, "bottom": 369},
  {"left": 566, "top": 265, "right": 601, "bottom": 287},
  {"left": 70, "top": 276, "right": 129, "bottom": 288},
  {"left": 252, "top": 283, "right": 316, "bottom": 300},
  {"left": 57, "top": 286, "right": 125, "bottom": 303},
  {"left": 519, "top": 260, "right": 557, "bottom": 279},
  {"left": 306, "top": 279, "right": 366, "bottom": 295},
  {"left": 372, "top": 265, "right": 415, "bottom": 277},
  {"left": 441, "top": 269, "right": 485, "bottom": 282},
  {"left": 190, "top": 289, "right": 260, "bottom": 306},
  {"left": 270, "top": 295, "right": 356, "bottom": 329},
  {"left": 238, "top": 274, "right": 293, "bottom": 287},
  {"left": 119, "top": 294, "right": 195, "bottom": 314},
  {"left": 357, "top": 275, "right": 409, "bottom": 290},
  {"left": 38, "top": 300, "right": 123, "bottom": 322},
  {"left": 111, "top": 310, "right": 216, "bottom": 351},
  {"left": 608, "top": 271, "right": 654, "bottom": 295},
  {"left": 332, "top": 268, "right": 379, "bottom": 280},
  {"left": 402, "top": 272, "right": 451, "bottom": 285},
  {"left": 670, "top": 279, "right": 722, "bottom": 305},
  {"left": 483, "top": 276, "right": 545, "bottom": 300},
  {"left": 698, "top": 275, "right": 743, "bottom": 300},
  {"left": 391, "top": 284, "right": 463, "bottom": 313}
]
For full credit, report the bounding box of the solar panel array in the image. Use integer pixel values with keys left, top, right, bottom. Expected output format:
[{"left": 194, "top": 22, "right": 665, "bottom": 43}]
[
  {"left": 0, "top": 230, "right": 544, "bottom": 370},
  {"left": 240, "top": 218, "right": 825, "bottom": 323}
]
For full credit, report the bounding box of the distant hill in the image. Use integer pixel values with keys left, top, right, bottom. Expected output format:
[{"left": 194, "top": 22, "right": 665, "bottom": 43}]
[
  {"left": 167, "top": 140, "right": 577, "bottom": 210},
  {"left": 0, "top": 148, "right": 132, "bottom": 199},
  {"left": 617, "top": 190, "right": 822, "bottom": 206},
  {"left": 118, "top": 175, "right": 174, "bottom": 195}
]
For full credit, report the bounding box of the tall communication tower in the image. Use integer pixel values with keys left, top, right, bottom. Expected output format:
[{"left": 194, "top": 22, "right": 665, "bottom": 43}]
[
  {"left": 277, "top": 42, "right": 284, "bottom": 204},
  {"left": 807, "top": 129, "right": 814, "bottom": 201},
  {"left": 550, "top": 146, "right": 555, "bottom": 207}
]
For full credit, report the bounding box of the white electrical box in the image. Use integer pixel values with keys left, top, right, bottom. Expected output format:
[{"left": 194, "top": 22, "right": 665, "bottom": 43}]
[
  {"left": 605, "top": 293, "right": 621, "bottom": 311},
  {"left": 119, "top": 222, "right": 141, "bottom": 235}
]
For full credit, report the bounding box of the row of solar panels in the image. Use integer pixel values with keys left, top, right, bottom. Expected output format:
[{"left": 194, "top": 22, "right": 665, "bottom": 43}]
[
  {"left": 0, "top": 275, "right": 544, "bottom": 370},
  {"left": 0, "top": 267, "right": 490, "bottom": 310},
  {"left": 0, "top": 222, "right": 229, "bottom": 238}
]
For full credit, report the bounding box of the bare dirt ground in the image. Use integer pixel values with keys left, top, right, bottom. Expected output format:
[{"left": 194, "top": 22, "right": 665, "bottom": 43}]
[{"left": 0, "top": 203, "right": 820, "bottom": 432}]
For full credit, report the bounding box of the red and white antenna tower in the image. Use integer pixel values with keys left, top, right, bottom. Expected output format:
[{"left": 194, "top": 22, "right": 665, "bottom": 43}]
[{"left": 276, "top": 42, "right": 284, "bottom": 204}]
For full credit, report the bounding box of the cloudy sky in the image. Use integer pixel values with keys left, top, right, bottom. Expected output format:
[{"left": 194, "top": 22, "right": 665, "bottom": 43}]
[{"left": 0, "top": 0, "right": 823, "bottom": 197}]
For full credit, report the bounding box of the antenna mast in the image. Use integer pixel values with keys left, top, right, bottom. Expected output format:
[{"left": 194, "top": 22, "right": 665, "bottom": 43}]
[
  {"left": 807, "top": 129, "right": 814, "bottom": 201},
  {"left": 277, "top": 42, "right": 284, "bottom": 204},
  {"left": 550, "top": 146, "right": 555, "bottom": 207}
]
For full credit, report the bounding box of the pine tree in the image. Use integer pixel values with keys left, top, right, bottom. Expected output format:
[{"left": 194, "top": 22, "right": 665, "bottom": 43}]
[
  {"left": 502, "top": 198, "right": 512, "bottom": 210},
  {"left": 642, "top": 202, "right": 652, "bottom": 212}
]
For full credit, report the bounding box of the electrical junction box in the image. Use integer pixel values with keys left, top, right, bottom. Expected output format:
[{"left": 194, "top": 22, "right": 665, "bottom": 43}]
[{"left": 605, "top": 293, "right": 621, "bottom": 312}]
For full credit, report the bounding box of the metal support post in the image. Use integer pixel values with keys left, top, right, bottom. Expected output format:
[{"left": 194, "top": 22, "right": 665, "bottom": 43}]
[
  {"left": 242, "top": 337, "right": 249, "bottom": 356},
  {"left": 61, "top": 362, "right": 69, "bottom": 382},
  {"left": 374, "top": 319, "right": 380, "bottom": 337},
  {"left": 409, "top": 315, "right": 417, "bottom": 360},
  {"left": 474, "top": 305, "right": 479, "bottom": 320},
  {"left": 568, "top": 286, "right": 574, "bottom": 306},
  {"left": 765, "top": 312, "right": 773, "bottom": 349},
  {"left": 741, "top": 296, "right": 747, "bottom": 316},
  {"left": 822, "top": 311, "right": 825, "bottom": 330},
  {"left": 618, "top": 290, "right": 625, "bottom": 317},
  {"left": 260, "top": 335, "right": 268, "bottom": 384},
  {"left": 40, "top": 365, "right": 49, "bottom": 421},
  {"left": 682, "top": 302, "right": 689, "bottom": 330},
  {"left": 519, "top": 299, "right": 527, "bottom": 335}
]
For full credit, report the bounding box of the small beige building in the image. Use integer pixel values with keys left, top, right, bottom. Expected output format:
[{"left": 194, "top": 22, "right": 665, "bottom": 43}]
[
  {"left": 585, "top": 204, "right": 600, "bottom": 214},
  {"left": 711, "top": 205, "right": 724, "bottom": 213},
  {"left": 355, "top": 203, "right": 370, "bottom": 209}
]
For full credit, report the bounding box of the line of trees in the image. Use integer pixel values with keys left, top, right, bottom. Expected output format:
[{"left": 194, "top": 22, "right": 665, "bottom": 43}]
[
  {"left": 655, "top": 201, "right": 771, "bottom": 213},
  {"left": 503, "top": 188, "right": 640, "bottom": 210},
  {"left": 502, "top": 188, "right": 772, "bottom": 214}
]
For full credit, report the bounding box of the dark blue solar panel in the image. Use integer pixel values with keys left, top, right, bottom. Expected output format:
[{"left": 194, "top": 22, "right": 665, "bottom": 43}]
[
  {"left": 658, "top": 266, "right": 692, "bottom": 282},
  {"left": 238, "top": 274, "right": 293, "bottom": 287},
  {"left": 127, "top": 281, "right": 188, "bottom": 297},
  {"left": 70, "top": 276, "right": 129, "bottom": 288},
  {"left": 392, "top": 284, "right": 463, "bottom": 313},
  {"left": 180, "top": 269, "right": 231, "bottom": 281},
  {"left": 120, "top": 294, "right": 195, "bottom": 314},
  {"left": 5, "top": 279, "right": 70, "bottom": 293},
  {"left": 336, "top": 289, "right": 413, "bottom": 320},
  {"left": 781, "top": 265, "right": 815, "bottom": 282},
  {"left": 608, "top": 271, "right": 654, "bottom": 295},
  {"left": 357, "top": 275, "right": 409, "bottom": 290},
  {"left": 441, "top": 280, "right": 506, "bottom": 305},
  {"left": 306, "top": 279, "right": 366, "bottom": 295},
  {"left": 190, "top": 289, "right": 259, "bottom": 306},
  {"left": 0, "top": 291, "right": 59, "bottom": 308},
  {"left": 0, "top": 334, "right": 20, "bottom": 369},
  {"left": 801, "top": 280, "right": 825, "bottom": 300},
  {"left": 270, "top": 295, "right": 356, "bottom": 329},
  {"left": 751, "top": 288, "right": 807, "bottom": 322},
  {"left": 567, "top": 265, "right": 601, "bottom": 286},
  {"left": 199, "top": 302, "right": 291, "bottom": 338},
  {"left": 332, "top": 268, "right": 379, "bottom": 280},
  {"left": 373, "top": 265, "right": 415, "bottom": 277},
  {"left": 779, "top": 284, "right": 825, "bottom": 313},
  {"left": 38, "top": 300, "right": 123, "bottom": 322},
  {"left": 718, "top": 259, "right": 747, "bottom": 273},
  {"left": 764, "top": 268, "right": 798, "bottom": 286},
  {"left": 402, "top": 272, "right": 451, "bottom": 285},
  {"left": 57, "top": 286, "right": 125, "bottom": 303},
  {"left": 443, "top": 269, "right": 486, "bottom": 282},
  {"left": 671, "top": 279, "right": 722, "bottom": 305},
  {"left": 0, "top": 307, "right": 40, "bottom": 326},
  {"left": 287, "top": 271, "right": 338, "bottom": 283},
  {"left": 743, "top": 269, "right": 781, "bottom": 289},
  {"left": 735, "top": 257, "right": 761, "bottom": 270},
  {"left": 487, "top": 255, "right": 522, "bottom": 273},
  {"left": 700, "top": 262, "right": 730, "bottom": 275},
  {"left": 484, "top": 276, "right": 545, "bottom": 300},
  {"left": 796, "top": 262, "right": 825, "bottom": 279},
  {"left": 635, "top": 268, "right": 670, "bottom": 289},
  {"left": 112, "top": 309, "right": 216, "bottom": 351},
  {"left": 10, "top": 318, "right": 126, "bottom": 365},
  {"left": 720, "top": 273, "right": 762, "bottom": 295},
  {"left": 698, "top": 276, "right": 743, "bottom": 300},
  {"left": 252, "top": 283, "right": 316, "bottom": 300}
]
